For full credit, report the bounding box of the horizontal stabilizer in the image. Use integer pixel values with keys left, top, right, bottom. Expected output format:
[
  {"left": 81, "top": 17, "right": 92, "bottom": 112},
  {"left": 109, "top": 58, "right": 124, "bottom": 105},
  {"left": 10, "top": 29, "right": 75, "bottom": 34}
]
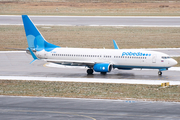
[{"left": 28, "top": 47, "right": 39, "bottom": 64}]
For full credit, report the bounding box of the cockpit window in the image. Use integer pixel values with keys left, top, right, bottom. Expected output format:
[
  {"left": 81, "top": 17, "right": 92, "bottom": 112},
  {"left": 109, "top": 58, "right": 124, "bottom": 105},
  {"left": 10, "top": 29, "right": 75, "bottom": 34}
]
[{"left": 162, "top": 56, "right": 170, "bottom": 59}]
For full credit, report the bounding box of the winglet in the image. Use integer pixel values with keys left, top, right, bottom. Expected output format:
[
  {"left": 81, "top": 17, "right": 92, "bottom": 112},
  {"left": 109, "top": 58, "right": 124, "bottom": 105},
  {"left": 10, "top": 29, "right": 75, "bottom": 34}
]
[
  {"left": 113, "top": 40, "right": 119, "bottom": 49},
  {"left": 28, "top": 47, "right": 39, "bottom": 64}
]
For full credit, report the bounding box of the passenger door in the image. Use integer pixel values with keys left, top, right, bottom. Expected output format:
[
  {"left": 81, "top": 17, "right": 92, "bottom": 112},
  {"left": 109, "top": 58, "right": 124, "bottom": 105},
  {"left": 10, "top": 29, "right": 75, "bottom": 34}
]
[{"left": 152, "top": 54, "right": 156, "bottom": 63}]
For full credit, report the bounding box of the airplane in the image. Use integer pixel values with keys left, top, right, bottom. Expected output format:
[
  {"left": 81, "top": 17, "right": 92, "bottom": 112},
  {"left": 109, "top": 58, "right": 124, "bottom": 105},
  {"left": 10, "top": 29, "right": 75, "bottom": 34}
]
[{"left": 22, "top": 15, "right": 178, "bottom": 76}]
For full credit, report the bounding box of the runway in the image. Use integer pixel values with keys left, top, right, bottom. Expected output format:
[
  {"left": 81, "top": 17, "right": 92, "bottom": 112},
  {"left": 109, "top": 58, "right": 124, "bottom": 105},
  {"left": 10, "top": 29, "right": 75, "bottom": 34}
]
[
  {"left": 1, "top": 15, "right": 180, "bottom": 27},
  {"left": 0, "top": 51, "right": 180, "bottom": 85},
  {"left": 0, "top": 96, "right": 180, "bottom": 120}
]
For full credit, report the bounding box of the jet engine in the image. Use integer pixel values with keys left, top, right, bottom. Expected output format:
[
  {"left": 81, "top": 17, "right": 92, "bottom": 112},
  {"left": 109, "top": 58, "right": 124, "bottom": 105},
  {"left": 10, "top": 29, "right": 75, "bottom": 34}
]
[{"left": 93, "top": 63, "right": 112, "bottom": 72}]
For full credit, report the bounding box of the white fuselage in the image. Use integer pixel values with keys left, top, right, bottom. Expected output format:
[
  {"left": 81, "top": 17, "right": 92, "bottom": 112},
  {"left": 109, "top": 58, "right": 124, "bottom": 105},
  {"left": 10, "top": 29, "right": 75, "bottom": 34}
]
[{"left": 35, "top": 48, "right": 177, "bottom": 69}]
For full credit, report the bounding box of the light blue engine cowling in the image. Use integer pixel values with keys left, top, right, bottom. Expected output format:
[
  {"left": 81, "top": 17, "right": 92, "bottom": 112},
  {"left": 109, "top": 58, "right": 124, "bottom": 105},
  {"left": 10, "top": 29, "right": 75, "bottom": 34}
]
[{"left": 93, "top": 63, "right": 112, "bottom": 72}]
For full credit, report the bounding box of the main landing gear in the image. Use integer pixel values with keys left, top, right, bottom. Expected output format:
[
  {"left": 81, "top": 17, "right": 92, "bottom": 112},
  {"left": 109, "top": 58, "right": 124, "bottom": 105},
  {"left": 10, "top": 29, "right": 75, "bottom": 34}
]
[
  {"left": 158, "top": 71, "right": 162, "bottom": 76},
  {"left": 101, "top": 72, "right": 107, "bottom": 75},
  {"left": 87, "top": 69, "right": 107, "bottom": 75},
  {"left": 87, "top": 69, "right": 93, "bottom": 75}
]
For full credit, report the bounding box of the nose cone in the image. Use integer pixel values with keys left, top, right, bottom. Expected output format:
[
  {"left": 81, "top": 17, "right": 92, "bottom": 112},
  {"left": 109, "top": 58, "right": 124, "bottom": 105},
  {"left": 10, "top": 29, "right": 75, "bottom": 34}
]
[{"left": 170, "top": 59, "right": 178, "bottom": 66}]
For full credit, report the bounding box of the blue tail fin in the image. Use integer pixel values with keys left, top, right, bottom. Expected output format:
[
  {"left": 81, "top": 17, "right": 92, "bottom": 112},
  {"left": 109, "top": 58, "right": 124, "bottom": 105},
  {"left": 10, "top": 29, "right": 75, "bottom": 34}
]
[{"left": 22, "top": 15, "right": 60, "bottom": 52}]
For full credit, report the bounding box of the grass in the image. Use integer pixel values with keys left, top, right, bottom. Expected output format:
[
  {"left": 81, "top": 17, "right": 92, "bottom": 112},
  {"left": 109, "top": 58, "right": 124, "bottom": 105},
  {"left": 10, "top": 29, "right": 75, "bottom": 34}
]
[
  {"left": 0, "top": 1, "right": 180, "bottom": 16},
  {"left": 3, "top": 0, "right": 179, "bottom": 2},
  {"left": 0, "top": 80, "right": 180, "bottom": 102},
  {"left": 1, "top": 25, "right": 180, "bottom": 50}
]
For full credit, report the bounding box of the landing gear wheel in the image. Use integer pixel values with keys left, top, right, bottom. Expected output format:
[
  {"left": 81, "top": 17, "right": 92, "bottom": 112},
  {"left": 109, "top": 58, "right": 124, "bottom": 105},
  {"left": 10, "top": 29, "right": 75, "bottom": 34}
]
[
  {"left": 87, "top": 69, "right": 93, "bottom": 75},
  {"left": 101, "top": 72, "right": 107, "bottom": 75},
  {"left": 158, "top": 71, "right": 162, "bottom": 75}
]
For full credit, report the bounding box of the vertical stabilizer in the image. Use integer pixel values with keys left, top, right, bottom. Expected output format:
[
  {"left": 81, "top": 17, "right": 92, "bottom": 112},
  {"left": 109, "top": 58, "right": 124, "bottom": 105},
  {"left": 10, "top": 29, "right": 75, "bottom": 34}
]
[{"left": 22, "top": 15, "right": 60, "bottom": 52}]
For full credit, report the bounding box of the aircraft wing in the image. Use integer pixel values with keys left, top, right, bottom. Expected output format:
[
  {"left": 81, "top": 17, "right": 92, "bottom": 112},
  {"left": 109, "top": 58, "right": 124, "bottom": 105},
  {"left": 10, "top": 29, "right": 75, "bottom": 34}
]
[{"left": 44, "top": 59, "right": 95, "bottom": 67}]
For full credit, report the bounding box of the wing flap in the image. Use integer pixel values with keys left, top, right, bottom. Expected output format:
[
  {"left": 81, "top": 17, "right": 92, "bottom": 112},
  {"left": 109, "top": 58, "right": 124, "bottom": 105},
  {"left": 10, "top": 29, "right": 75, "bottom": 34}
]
[{"left": 44, "top": 59, "right": 95, "bottom": 66}]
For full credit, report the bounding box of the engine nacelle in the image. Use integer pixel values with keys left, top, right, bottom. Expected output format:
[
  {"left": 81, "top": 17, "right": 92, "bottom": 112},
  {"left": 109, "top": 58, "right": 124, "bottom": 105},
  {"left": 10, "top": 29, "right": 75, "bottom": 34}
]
[{"left": 93, "top": 63, "right": 112, "bottom": 72}]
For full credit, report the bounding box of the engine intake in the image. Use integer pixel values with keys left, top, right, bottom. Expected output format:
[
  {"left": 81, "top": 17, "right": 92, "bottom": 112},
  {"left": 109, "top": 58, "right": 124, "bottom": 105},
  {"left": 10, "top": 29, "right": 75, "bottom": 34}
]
[{"left": 93, "top": 63, "right": 112, "bottom": 72}]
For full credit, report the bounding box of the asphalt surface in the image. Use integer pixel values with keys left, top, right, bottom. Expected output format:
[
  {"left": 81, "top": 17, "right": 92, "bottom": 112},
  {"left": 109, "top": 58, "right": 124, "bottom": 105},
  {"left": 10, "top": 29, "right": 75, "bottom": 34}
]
[
  {"left": 1, "top": 15, "right": 180, "bottom": 26},
  {"left": 0, "top": 51, "right": 180, "bottom": 81},
  {"left": 0, "top": 96, "right": 180, "bottom": 120}
]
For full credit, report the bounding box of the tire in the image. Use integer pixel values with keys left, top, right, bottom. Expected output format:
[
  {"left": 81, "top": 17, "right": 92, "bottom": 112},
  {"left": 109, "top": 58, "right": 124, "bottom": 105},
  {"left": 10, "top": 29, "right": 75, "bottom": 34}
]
[
  {"left": 101, "top": 72, "right": 107, "bottom": 75},
  {"left": 87, "top": 69, "right": 93, "bottom": 75},
  {"left": 158, "top": 71, "right": 162, "bottom": 75}
]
